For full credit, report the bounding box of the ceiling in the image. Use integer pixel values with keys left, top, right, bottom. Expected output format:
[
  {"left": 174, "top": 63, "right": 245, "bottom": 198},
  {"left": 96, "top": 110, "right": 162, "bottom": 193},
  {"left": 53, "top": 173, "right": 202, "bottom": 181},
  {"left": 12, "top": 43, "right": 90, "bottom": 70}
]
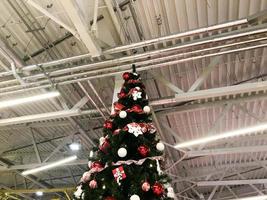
[{"left": 0, "top": 0, "right": 267, "bottom": 199}]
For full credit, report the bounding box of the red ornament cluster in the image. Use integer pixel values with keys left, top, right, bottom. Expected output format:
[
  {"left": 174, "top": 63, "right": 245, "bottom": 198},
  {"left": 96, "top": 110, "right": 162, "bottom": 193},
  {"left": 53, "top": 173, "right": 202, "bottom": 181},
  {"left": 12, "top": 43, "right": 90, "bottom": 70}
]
[
  {"left": 104, "top": 120, "right": 113, "bottom": 129},
  {"left": 122, "top": 72, "right": 131, "bottom": 81}
]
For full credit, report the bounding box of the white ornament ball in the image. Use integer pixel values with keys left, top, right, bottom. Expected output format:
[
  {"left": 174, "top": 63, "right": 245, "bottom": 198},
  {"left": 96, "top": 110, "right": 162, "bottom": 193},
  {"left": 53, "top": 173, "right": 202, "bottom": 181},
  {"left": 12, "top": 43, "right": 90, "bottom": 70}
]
[
  {"left": 118, "top": 147, "right": 127, "bottom": 157},
  {"left": 130, "top": 194, "right": 140, "bottom": 200},
  {"left": 143, "top": 106, "right": 151, "bottom": 113},
  {"left": 119, "top": 110, "right": 127, "bottom": 118},
  {"left": 156, "top": 142, "right": 165, "bottom": 151}
]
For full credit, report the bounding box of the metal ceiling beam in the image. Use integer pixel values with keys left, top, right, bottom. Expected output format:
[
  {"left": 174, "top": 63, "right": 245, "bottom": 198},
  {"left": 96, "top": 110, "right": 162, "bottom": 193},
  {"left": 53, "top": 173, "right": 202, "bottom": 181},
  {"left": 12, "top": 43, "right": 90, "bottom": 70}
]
[
  {"left": 150, "top": 72, "right": 184, "bottom": 94},
  {"left": 0, "top": 91, "right": 266, "bottom": 126},
  {"left": 25, "top": 0, "right": 78, "bottom": 38},
  {"left": 186, "top": 145, "right": 267, "bottom": 158},
  {"left": 175, "top": 80, "right": 267, "bottom": 103},
  {"left": 60, "top": 0, "right": 101, "bottom": 56},
  {"left": 197, "top": 179, "right": 267, "bottom": 186},
  {"left": 188, "top": 56, "right": 222, "bottom": 92}
]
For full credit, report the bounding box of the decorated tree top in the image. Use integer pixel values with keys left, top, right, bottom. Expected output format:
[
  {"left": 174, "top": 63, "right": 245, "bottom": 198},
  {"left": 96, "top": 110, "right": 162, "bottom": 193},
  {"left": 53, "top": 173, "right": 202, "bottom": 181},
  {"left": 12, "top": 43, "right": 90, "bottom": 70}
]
[{"left": 73, "top": 69, "right": 176, "bottom": 200}]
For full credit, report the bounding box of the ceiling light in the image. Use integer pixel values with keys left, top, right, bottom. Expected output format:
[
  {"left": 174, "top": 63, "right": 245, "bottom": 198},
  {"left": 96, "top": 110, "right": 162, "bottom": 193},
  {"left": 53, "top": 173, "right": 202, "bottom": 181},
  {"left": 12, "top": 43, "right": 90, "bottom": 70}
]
[
  {"left": 0, "top": 91, "right": 60, "bottom": 109},
  {"left": 21, "top": 155, "right": 77, "bottom": 175},
  {"left": 35, "top": 191, "right": 43, "bottom": 196},
  {"left": 232, "top": 195, "right": 267, "bottom": 200},
  {"left": 175, "top": 123, "right": 267, "bottom": 149},
  {"left": 69, "top": 142, "right": 81, "bottom": 151}
]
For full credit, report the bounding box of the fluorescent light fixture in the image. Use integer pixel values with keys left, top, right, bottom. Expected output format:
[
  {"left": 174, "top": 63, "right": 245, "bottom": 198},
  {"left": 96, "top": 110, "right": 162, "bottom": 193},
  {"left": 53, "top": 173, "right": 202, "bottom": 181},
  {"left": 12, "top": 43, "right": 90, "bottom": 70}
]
[
  {"left": 69, "top": 143, "right": 81, "bottom": 151},
  {"left": 21, "top": 155, "right": 77, "bottom": 175},
  {"left": 175, "top": 123, "right": 267, "bottom": 149},
  {"left": 0, "top": 91, "right": 60, "bottom": 109},
  {"left": 232, "top": 195, "right": 267, "bottom": 200},
  {"left": 0, "top": 109, "right": 80, "bottom": 126},
  {"left": 35, "top": 191, "right": 43, "bottom": 196}
]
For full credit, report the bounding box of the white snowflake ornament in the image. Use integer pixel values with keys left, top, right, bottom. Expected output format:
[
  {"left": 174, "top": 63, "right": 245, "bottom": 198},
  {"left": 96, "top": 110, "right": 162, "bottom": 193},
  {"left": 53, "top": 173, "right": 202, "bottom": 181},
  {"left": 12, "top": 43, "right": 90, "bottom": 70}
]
[
  {"left": 132, "top": 90, "right": 142, "bottom": 101},
  {"left": 127, "top": 122, "right": 143, "bottom": 137}
]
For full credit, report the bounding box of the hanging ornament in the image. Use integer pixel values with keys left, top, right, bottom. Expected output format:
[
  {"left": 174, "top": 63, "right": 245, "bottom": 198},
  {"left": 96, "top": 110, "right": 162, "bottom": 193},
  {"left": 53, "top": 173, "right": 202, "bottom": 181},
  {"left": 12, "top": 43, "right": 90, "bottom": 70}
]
[
  {"left": 118, "top": 90, "right": 127, "bottom": 99},
  {"left": 89, "top": 180, "right": 98, "bottom": 189},
  {"left": 152, "top": 182, "right": 164, "bottom": 196},
  {"left": 143, "top": 105, "right": 151, "bottom": 113},
  {"left": 140, "top": 123, "right": 148, "bottom": 133},
  {"left": 119, "top": 110, "right": 127, "bottom": 118},
  {"left": 88, "top": 161, "right": 92, "bottom": 168},
  {"left": 99, "top": 137, "right": 110, "bottom": 153},
  {"left": 117, "top": 147, "right": 127, "bottom": 158},
  {"left": 81, "top": 171, "right": 91, "bottom": 182},
  {"left": 167, "top": 187, "right": 175, "bottom": 198},
  {"left": 113, "top": 129, "right": 121, "bottom": 135},
  {"left": 142, "top": 181, "right": 151, "bottom": 192},
  {"left": 156, "top": 160, "right": 163, "bottom": 175},
  {"left": 156, "top": 142, "right": 165, "bottom": 151},
  {"left": 112, "top": 166, "right": 126, "bottom": 185},
  {"left": 89, "top": 151, "right": 94, "bottom": 158},
  {"left": 138, "top": 145, "right": 150, "bottom": 157},
  {"left": 123, "top": 72, "right": 131, "bottom": 81},
  {"left": 130, "top": 194, "right": 140, "bottom": 200},
  {"left": 131, "top": 87, "right": 142, "bottom": 101},
  {"left": 104, "top": 120, "right": 113, "bottom": 129},
  {"left": 74, "top": 185, "right": 83, "bottom": 199},
  {"left": 128, "top": 79, "right": 140, "bottom": 84},
  {"left": 114, "top": 102, "right": 125, "bottom": 113},
  {"left": 91, "top": 161, "right": 104, "bottom": 172},
  {"left": 129, "top": 105, "right": 143, "bottom": 113},
  {"left": 147, "top": 123, "right": 157, "bottom": 133},
  {"left": 127, "top": 122, "right": 143, "bottom": 137}
]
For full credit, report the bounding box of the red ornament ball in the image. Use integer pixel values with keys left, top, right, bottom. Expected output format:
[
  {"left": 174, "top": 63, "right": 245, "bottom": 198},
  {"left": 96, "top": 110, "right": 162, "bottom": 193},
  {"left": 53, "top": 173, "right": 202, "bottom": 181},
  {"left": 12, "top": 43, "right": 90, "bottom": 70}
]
[
  {"left": 89, "top": 180, "right": 97, "bottom": 189},
  {"left": 118, "top": 90, "right": 127, "bottom": 99},
  {"left": 104, "top": 120, "right": 113, "bottom": 129},
  {"left": 122, "top": 72, "right": 131, "bottom": 81},
  {"left": 138, "top": 145, "right": 150, "bottom": 157},
  {"left": 142, "top": 181, "right": 151, "bottom": 192},
  {"left": 152, "top": 182, "right": 164, "bottom": 196},
  {"left": 104, "top": 196, "right": 116, "bottom": 200}
]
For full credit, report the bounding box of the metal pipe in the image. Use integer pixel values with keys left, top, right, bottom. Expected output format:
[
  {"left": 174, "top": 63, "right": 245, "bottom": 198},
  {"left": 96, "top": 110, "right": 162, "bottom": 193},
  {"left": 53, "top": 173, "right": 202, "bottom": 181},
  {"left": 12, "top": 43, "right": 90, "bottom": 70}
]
[
  {"left": 1, "top": 29, "right": 266, "bottom": 89},
  {"left": 0, "top": 42, "right": 266, "bottom": 96},
  {"left": 104, "top": 18, "right": 248, "bottom": 54}
]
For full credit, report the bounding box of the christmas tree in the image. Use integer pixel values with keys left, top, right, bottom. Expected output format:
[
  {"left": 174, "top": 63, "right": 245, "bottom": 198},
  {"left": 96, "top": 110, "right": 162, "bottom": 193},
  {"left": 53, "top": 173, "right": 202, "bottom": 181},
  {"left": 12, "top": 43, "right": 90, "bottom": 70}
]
[{"left": 73, "top": 68, "right": 176, "bottom": 200}]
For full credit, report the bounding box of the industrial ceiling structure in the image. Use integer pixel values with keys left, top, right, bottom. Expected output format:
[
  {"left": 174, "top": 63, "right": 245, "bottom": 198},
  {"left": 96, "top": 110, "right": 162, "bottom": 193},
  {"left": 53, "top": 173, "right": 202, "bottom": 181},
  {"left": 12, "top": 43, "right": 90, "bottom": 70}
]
[{"left": 0, "top": 0, "right": 267, "bottom": 199}]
